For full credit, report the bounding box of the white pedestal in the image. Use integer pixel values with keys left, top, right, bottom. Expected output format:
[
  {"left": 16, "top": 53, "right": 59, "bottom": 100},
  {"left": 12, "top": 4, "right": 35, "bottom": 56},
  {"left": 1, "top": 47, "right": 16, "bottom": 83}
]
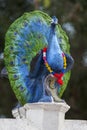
[{"left": 12, "top": 102, "right": 70, "bottom": 130}]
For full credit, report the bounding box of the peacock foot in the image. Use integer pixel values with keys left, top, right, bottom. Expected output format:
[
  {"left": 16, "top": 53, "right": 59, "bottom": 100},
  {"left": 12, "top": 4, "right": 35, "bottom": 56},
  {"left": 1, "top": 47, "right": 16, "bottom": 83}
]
[
  {"left": 44, "top": 74, "right": 65, "bottom": 103},
  {"left": 53, "top": 95, "right": 65, "bottom": 102}
]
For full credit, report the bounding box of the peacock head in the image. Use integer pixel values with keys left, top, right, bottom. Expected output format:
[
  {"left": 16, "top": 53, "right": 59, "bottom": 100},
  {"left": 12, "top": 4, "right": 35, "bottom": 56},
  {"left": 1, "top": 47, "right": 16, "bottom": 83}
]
[{"left": 51, "top": 16, "right": 58, "bottom": 25}]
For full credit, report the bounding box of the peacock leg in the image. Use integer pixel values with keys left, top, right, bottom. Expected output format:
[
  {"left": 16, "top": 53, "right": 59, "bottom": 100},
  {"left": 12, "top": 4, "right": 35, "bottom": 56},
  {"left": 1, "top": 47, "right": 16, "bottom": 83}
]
[{"left": 44, "top": 74, "right": 64, "bottom": 102}]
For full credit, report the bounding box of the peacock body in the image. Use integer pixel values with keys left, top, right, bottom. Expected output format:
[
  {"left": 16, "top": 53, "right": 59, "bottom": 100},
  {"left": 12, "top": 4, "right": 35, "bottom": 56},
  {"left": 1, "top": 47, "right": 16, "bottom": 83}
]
[{"left": 4, "top": 10, "right": 73, "bottom": 105}]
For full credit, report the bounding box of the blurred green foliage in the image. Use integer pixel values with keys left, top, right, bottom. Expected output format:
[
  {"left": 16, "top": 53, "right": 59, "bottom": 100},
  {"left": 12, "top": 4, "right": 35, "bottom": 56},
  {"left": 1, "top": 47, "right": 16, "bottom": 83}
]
[{"left": 0, "top": 0, "right": 87, "bottom": 119}]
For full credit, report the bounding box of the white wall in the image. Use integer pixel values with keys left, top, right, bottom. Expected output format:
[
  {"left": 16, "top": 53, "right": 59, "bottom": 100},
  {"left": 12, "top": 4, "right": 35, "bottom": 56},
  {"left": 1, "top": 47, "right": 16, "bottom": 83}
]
[
  {"left": 65, "top": 120, "right": 87, "bottom": 130},
  {"left": 0, "top": 119, "right": 87, "bottom": 130},
  {"left": 0, "top": 119, "right": 39, "bottom": 130}
]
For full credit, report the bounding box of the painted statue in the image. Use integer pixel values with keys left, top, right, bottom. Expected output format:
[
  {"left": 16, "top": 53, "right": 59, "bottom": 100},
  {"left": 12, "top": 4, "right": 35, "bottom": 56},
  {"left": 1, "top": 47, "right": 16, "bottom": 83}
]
[{"left": 4, "top": 11, "right": 74, "bottom": 105}]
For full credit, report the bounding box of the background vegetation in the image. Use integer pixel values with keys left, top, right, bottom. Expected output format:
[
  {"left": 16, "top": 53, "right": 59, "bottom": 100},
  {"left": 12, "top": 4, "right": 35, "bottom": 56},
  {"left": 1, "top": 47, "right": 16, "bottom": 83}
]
[{"left": 0, "top": 0, "right": 87, "bottom": 119}]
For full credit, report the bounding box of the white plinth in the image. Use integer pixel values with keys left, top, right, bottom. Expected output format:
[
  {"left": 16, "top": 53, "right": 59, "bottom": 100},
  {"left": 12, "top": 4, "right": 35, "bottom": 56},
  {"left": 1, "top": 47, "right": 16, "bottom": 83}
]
[{"left": 12, "top": 102, "right": 70, "bottom": 130}]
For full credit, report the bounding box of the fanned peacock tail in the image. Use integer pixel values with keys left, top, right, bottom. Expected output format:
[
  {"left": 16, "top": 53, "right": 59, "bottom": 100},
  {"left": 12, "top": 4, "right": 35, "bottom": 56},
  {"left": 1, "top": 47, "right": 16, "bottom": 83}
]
[{"left": 4, "top": 10, "right": 71, "bottom": 105}]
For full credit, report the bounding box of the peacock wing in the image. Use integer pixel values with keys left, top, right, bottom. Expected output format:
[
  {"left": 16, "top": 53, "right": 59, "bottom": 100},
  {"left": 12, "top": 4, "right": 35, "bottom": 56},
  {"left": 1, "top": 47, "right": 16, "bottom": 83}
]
[{"left": 4, "top": 11, "right": 52, "bottom": 105}]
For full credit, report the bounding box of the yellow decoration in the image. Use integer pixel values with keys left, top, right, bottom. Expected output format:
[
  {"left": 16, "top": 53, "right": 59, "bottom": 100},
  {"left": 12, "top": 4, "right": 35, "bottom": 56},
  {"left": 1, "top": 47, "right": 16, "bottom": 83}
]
[{"left": 63, "top": 55, "right": 67, "bottom": 69}]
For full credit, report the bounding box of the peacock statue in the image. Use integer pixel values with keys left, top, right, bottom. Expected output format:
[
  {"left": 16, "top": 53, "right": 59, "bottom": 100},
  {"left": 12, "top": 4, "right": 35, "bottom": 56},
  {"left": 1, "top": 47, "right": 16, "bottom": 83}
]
[{"left": 4, "top": 10, "right": 74, "bottom": 105}]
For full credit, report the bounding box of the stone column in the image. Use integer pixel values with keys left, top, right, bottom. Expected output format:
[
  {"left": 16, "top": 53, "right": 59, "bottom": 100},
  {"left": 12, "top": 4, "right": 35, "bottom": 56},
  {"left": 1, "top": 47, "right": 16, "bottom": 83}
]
[{"left": 12, "top": 102, "right": 70, "bottom": 130}]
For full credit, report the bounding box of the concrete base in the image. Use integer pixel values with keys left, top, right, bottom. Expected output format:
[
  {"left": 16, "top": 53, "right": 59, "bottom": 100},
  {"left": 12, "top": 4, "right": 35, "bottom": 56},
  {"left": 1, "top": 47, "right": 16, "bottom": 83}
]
[{"left": 12, "top": 102, "right": 70, "bottom": 130}]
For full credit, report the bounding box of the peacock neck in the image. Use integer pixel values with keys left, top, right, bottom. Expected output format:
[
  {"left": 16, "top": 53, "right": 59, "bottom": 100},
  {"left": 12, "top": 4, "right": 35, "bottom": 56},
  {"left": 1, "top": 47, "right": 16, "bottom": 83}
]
[
  {"left": 47, "top": 24, "right": 62, "bottom": 57},
  {"left": 46, "top": 23, "right": 64, "bottom": 72}
]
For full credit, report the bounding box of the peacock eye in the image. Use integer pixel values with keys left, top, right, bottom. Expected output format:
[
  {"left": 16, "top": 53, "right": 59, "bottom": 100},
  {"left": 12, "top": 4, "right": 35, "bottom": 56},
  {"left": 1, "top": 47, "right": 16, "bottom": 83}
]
[
  {"left": 20, "top": 86, "right": 24, "bottom": 91},
  {"left": 22, "top": 58, "right": 26, "bottom": 62},
  {"left": 24, "top": 22, "right": 28, "bottom": 27},
  {"left": 13, "top": 74, "right": 19, "bottom": 80},
  {"left": 14, "top": 31, "right": 18, "bottom": 36},
  {"left": 10, "top": 46, "right": 14, "bottom": 50},
  {"left": 10, "top": 61, "right": 14, "bottom": 66}
]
